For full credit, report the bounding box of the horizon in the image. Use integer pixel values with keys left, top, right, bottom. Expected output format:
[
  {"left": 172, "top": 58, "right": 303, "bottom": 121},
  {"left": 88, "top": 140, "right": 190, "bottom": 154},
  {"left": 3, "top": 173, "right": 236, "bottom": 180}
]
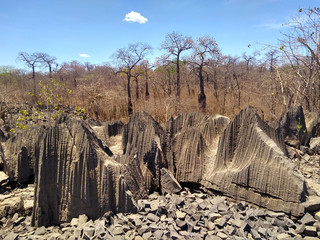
[{"left": 1, "top": 0, "right": 319, "bottom": 71}]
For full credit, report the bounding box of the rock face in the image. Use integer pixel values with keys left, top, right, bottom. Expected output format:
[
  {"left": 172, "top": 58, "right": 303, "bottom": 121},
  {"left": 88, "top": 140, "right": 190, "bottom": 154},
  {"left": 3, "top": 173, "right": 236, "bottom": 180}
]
[
  {"left": 120, "top": 112, "right": 164, "bottom": 192},
  {"left": 202, "top": 106, "right": 307, "bottom": 216},
  {"left": 1, "top": 106, "right": 320, "bottom": 227},
  {"left": 2, "top": 126, "right": 43, "bottom": 183},
  {"left": 29, "top": 115, "right": 147, "bottom": 226},
  {"left": 274, "top": 105, "right": 307, "bottom": 147},
  {"left": 163, "top": 112, "right": 230, "bottom": 183}
]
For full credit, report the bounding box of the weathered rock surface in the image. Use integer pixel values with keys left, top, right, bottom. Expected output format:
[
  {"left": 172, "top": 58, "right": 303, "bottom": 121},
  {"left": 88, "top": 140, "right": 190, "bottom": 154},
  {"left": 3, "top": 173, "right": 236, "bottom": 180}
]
[
  {"left": 163, "top": 112, "right": 230, "bottom": 183},
  {"left": 120, "top": 112, "right": 164, "bottom": 192},
  {"left": 30, "top": 115, "right": 146, "bottom": 226},
  {"left": 202, "top": 106, "right": 308, "bottom": 216},
  {"left": 305, "top": 111, "right": 320, "bottom": 140},
  {"left": 2, "top": 126, "right": 43, "bottom": 183},
  {"left": 1, "top": 105, "right": 320, "bottom": 229},
  {"left": 160, "top": 168, "right": 182, "bottom": 194},
  {"left": 273, "top": 105, "right": 307, "bottom": 147}
]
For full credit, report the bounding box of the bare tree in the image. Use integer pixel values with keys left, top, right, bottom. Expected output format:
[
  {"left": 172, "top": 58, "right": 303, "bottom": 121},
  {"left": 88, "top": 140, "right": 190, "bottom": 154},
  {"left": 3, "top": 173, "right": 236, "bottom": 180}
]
[
  {"left": 112, "top": 42, "right": 152, "bottom": 115},
  {"left": 17, "top": 52, "right": 42, "bottom": 100},
  {"left": 141, "top": 60, "right": 152, "bottom": 100},
  {"left": 242, "top": 51, "right": 259, "bottom": 71},
  {"left": 189, "top": 35, "right": 220, "bottom": 113},
  {"left": 84, "top": 62, "right": 95, "bottom": 72},
  {"left": 265, "top": 50, "right": 279, "bottom": 72},
  {"left": 38, "top": 53, "right": 57, "bottom": 77},
  {"left": 161, "top": 32, "right": 193, "bottom": 112},
  {"left": 58, "top": 61, "right": 85, "bottom": 88},
  {"left": 275, "top": 7, "right": 320, "bottom": 111}
]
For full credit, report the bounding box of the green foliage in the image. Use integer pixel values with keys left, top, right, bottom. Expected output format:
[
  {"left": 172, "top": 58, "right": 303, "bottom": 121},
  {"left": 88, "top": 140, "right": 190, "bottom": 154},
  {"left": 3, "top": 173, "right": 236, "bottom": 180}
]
[
  {"left": 12, "top": 78, "right": 86, "bottom": 132},
  {"left": 37, "top": 79, "right": 72, "bottom": 108},
  {"left": 74, "top": 105, "right": 85, "bottom": 120}
]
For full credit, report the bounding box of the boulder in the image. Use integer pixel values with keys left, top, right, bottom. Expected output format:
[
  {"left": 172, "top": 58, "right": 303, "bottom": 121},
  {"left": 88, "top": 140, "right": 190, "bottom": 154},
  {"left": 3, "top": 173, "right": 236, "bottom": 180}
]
[
  {"left": 0, "top": 196, "right": 24, "bottom": 218},
  {"left": 305, "top": 111, "right": 320, "bottom": 139},
  {"left": 309, "top": 137, "right": 320, "bottom": 153},
  {"left": 160, "top": 168, "right": 182, "bottom": 194}
]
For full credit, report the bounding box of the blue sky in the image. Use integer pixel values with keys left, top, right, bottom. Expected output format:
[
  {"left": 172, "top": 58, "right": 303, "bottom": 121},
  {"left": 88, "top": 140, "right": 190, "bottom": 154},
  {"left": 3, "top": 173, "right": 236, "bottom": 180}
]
[{"left": 0, "top": 0, "right": 319, "bottom": 70}]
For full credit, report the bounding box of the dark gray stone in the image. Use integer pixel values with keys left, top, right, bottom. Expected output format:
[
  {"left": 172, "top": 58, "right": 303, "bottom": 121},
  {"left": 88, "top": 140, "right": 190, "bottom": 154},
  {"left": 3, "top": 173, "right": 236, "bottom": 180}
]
[
  {"left": 205, "top": 235, "right": 222, "bottom": 240},
  {"left": 146, "top": 213, "right": 160, "bottom": 222},
  {"left": 176, "top": 219, "right": 188, "bottom": 230},
  {"left": 241, "top": 221, "right": 251, "bottom": 232},
  {"left": 216, "top": 217, "right": 227, "bottom": 228},
  {"left": 137, "top": 225, "right": 149, "bottom": 235},
  {"left": 3, "top": 232, "right": 18, "bottom": 240},
  {"left": 142, "top": 231, "right": 153, "bottom": 239},
  {"left": 295, "top": 224, "right": 305, "bottom": 234},
  {"left": 251, "top": 229, "right": 261, "bottom": 239},
  {"left": 258, "top": 227, "right": 267, "bottom": 236},
  {"left": 276, "top": 233, "right": 291, "bottom": 240},
  {"left": 160, "top": 168, "right": 182, "bottom": 194},
  {"left": 153, "top": 229, "right": 164, "bottom": 239},
  {"left": 34, "top": 226, "right": 46, "bottom": 235},
  {"left": 83, "top": 227, "right": 95, "bottom": 238},
  {"left": 304, "top": 226, "right": 317, "bottom": 237},
  {"left": 301, "top": 213, "right": 316, "bottom": 225}
]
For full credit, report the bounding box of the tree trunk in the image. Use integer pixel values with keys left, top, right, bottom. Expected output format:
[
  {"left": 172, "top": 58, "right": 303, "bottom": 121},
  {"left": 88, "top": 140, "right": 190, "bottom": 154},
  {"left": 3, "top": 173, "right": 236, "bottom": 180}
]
[
  {"left": 198, "top": 67, "right": 206, "bottom": 113},
  {"left": 175, "top": 55, "right": 181, "bottom": 114},
  {"left": 168, "top": 74, "right": 172, "bottom": 96},
  {"left": 176, "top": 56, "right": 180, "bottom": 99},
  {"left": 49, "top": 64, "right": 52, "bottom": 78},
  {"left": 135, "top": 77, "right": 139, "bottom": 100},
  {"left": 32, "top": 65, "right": 37, "bottom": 103},
  {"left": 145, "top": 69, "right": 149, "bottom": 100},
  {"left": 127, "top": 74, "right": 133, "bottom": 115}
]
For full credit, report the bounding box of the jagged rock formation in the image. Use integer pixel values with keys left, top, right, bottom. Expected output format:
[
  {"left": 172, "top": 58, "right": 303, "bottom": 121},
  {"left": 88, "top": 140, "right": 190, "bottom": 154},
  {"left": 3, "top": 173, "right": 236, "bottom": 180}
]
[
  {"left": 16, "top": 115, "right": 147, "bottom": 227},
  {"left": 202, "top": 106, "right": 307, "bottom": 216},
  {"left": 2, "top": 126, "right": 44, "bottom": 183},
  {"left": 163, "top": 112, "right": 230, "bottom": 183},
  {"left": 273, "top": 105, "right": 307, "bottom": 147},
  {"left": 120, "top": 112, "right": 164, "bottom": 192},
  {"left": 1, "top": 105, "right": 320, "bottom": 227}
]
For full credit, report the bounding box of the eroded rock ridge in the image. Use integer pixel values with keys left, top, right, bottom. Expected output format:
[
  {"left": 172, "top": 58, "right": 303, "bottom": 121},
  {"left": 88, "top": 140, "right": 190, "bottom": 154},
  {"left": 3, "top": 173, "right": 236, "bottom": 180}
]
[{"left": 1, "top": 105, "right": 320, "bottom": 228}]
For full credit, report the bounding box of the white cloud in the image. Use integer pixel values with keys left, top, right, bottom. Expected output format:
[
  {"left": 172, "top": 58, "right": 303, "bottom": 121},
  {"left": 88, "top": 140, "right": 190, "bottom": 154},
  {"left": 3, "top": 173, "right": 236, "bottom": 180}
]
[
  {"left": 254, "top": 20, "right": 288, "bottom": 31},
  {"left": 80, "top": 53, "right": 91, "bottom": 58},
  {"left": 124, "top": 11, "right": 148, "bottom": 24}
]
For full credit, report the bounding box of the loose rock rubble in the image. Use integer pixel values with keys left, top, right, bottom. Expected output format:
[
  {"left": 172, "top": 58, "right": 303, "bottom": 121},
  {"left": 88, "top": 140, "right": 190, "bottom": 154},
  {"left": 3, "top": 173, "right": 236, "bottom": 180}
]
[{"left": 1, "top": 187, "right": 320, "bottom": 240}]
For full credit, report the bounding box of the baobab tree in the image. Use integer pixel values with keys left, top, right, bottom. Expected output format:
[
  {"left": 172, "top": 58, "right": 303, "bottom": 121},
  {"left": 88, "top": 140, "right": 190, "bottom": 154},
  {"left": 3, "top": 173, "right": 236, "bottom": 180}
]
[
  {"left": 17, "top": 52, "right": 42, "bottom": 100},
  {"left": 161, "top": 32, "right": 193, "bottom": 112},
  {"left": 189, "top": 35, "right": 220, "bottom": 113},
  {"left": 38, "top": 53, "right": 57, "bottom": 77},
  {"left": 112, "top": 42, "right": 152, "bottom": 115}
]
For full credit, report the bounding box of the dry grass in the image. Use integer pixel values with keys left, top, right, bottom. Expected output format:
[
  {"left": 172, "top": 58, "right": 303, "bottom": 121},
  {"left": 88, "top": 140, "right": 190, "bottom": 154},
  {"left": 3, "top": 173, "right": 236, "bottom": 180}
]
[{"left": 0, "top": 69, "right": 289, "bottom": 124}]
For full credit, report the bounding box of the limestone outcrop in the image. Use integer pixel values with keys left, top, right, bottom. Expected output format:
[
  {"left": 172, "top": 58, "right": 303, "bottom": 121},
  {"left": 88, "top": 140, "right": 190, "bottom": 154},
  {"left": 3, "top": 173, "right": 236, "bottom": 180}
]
[
  {"left": 202, "top": 106, "right": 307, "bottom": 216},
  {"left": 163, "top": 112, "right": 230, "bottom": 183},
  {"left": 273, "top": 105, "right": 307, "bottom": 147},
  {"left": 2, "top": 126, "right": 44, "bottom": 183},
  {"left": 120, "top": 112, "right": 164, "bottom": 192},
  {"left": 30, "top": 115, "right": 146, "bottom": 226},
  {"left": 1, "top": 105, "right": 320, "bottom": 227}
]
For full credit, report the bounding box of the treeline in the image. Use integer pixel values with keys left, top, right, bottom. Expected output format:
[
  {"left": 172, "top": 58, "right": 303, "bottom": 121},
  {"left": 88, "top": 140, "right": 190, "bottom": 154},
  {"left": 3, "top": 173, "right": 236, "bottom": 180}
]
[{"left": 0, "top": 7, "right": 319, "bottom": 122}]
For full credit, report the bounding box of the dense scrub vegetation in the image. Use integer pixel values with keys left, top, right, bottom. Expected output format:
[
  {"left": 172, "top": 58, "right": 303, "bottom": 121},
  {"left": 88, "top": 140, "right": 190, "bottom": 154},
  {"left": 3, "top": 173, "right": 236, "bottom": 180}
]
[{"left": 0, "top": 7, "right": 319, "bottom": 123}]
